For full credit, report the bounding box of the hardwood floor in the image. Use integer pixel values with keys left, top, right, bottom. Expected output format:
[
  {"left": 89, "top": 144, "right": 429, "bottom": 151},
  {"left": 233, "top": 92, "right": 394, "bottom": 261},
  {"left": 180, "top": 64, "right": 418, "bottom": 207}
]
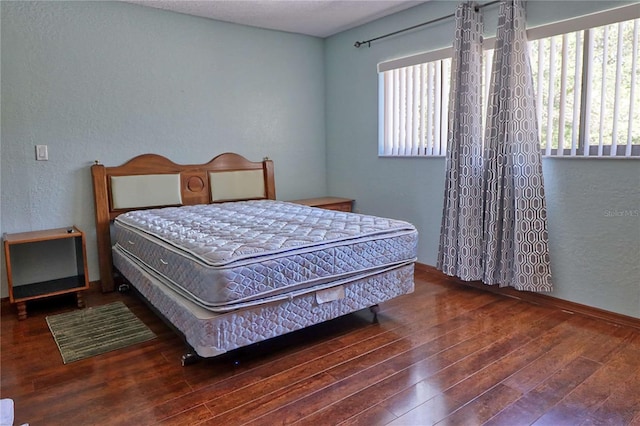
[{"left": 1, "top": 269, "right": 639, "bottom": 425}]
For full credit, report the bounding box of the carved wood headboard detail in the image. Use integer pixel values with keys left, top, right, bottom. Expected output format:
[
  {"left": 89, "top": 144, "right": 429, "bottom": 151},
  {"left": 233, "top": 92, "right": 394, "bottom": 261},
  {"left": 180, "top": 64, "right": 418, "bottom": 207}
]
[{"left": 91, "top": 152, "right": 276, "bottom": 292}]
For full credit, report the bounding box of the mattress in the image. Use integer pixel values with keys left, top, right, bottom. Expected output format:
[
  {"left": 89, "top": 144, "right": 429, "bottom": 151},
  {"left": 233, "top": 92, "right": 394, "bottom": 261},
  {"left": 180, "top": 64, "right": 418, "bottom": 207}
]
[
  {"left": 114, "top": 200, "right": 418, "bottom": 311},
  {"left": 113, "top": 245, "right": 415, "bottom": 358}
]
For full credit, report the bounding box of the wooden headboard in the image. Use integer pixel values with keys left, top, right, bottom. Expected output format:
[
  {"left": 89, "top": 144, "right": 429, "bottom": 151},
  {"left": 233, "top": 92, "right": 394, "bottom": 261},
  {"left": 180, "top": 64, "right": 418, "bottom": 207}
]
[{"left": 91, "top": 152, "right": 275, "bottom": 292}]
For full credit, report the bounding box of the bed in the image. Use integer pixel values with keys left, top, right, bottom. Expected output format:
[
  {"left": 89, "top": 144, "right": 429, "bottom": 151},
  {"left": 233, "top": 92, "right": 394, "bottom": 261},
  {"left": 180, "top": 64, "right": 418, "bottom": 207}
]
[{"left": 91, "top": 153, "right": 417, "bottom": 364}]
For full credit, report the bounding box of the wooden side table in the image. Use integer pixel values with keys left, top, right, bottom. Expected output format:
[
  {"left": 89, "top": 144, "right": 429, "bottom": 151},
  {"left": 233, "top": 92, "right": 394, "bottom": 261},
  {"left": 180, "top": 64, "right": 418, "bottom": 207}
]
[
  {"left": 3, "top": 226, "right": 90, "bottom": 320},
  {"left": 289, "top": 197, "right": 354, "bottom": 212}
]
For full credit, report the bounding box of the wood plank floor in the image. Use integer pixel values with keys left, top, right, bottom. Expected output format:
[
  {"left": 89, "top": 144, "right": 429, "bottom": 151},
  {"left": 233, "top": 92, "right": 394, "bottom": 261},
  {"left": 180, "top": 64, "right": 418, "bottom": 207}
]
[{"left": 2, "top": 269, "right": 639, "bottom": 425}]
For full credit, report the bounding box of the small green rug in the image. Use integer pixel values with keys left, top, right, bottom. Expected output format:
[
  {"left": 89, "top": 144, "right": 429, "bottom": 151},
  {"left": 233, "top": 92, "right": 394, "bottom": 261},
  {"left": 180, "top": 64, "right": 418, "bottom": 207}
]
[{"left": 46, "top": 302, "right": 156, "bottom": 364}]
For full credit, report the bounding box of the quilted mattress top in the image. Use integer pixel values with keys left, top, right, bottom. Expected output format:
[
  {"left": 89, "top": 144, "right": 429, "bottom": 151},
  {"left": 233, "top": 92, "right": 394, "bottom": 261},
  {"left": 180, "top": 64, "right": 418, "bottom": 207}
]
[{"left": 115, "top": 200, "right": 417, "bottom": 268}]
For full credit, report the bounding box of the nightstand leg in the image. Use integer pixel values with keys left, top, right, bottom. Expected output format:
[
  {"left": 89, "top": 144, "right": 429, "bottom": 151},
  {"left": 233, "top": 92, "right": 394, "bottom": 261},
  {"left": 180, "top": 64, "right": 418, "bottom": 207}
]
[
  {"left": 76, "top": 291, "right": 85, "bottom": 308},
  {"left": 17, "top": 302, "right": 27, "bottom": 320}
]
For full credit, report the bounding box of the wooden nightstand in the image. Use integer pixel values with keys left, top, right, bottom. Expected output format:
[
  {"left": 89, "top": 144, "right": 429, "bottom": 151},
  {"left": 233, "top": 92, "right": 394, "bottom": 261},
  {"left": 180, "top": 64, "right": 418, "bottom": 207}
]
[
  {"left": 289, "top": 197, "right": 354, "bottom": 212},
  {"left": 3, "top": 226, "right": 90, "bottom": 320}
]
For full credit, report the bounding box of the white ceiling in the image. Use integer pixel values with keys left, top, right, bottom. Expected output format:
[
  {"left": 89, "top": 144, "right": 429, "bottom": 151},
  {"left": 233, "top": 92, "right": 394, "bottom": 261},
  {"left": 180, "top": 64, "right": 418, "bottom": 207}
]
[{"left": 124, "top": 0, "right": 427, "bottom": 38}]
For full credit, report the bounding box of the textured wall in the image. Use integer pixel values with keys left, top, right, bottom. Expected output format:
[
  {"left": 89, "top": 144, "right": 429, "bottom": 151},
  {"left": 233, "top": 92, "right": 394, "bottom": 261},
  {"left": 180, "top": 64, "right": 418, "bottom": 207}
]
[
  {"left": 1, "top": 1, "right": 327, "bottom": 294},
  {"left": 325, "top": 1, "right": 640, "bottom": 317},
  {"left": 543, "top": 159, "right": 639, "bottom": 317},
  {"left": 2, "top": 0, "right": 638, "bottom": 318}
]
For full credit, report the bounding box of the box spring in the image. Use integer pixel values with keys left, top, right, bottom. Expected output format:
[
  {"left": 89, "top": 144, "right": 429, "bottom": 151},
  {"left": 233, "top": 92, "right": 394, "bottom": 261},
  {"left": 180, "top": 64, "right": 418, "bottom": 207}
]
[{"left": 113, "top": 245, "right": 414, "bottom": 358}]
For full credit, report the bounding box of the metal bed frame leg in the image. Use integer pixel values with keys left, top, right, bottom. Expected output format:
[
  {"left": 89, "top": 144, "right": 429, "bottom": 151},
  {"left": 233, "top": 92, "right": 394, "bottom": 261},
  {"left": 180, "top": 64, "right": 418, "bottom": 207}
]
[
  {"left": 369, "top": 304, "right": 380, "bottom": 323},
  {"left": 115, "top": 270, "right": 131, "bottom": 293},
  {"left": 181, "top": 349, "right": 200, "bottom": 367}
]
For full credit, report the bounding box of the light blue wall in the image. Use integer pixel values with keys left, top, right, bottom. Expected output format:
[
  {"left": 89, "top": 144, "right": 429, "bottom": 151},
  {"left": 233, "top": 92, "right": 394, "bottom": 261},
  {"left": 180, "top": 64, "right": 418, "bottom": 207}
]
[
  {"left": 1, "top": 1, "right": 326, "bottom": 293},
  {"left": 325, "top": 1, "right": 640, "bottom": 318},
  {"left": 2, "top": 0, "right": 638, "bottom": 319}
]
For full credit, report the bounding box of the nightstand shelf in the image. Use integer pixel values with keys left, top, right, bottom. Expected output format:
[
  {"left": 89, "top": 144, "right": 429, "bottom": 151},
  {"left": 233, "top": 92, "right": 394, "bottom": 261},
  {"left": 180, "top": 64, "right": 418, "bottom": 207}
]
[
  {"left": 11, "top": 276, "right": 87, "bottom": 300},
  {"left": 289, "top": 197, "right": 354, "bottom": 212},
  {"left": 3, "top": 226, "right": 90, "bottom": 320}
]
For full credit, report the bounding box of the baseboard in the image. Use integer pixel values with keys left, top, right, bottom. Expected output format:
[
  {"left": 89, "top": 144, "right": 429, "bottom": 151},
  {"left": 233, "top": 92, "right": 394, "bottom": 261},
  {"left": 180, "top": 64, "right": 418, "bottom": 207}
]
[{"left": 415, "top": 262, "right": 640, "bottom": 331}]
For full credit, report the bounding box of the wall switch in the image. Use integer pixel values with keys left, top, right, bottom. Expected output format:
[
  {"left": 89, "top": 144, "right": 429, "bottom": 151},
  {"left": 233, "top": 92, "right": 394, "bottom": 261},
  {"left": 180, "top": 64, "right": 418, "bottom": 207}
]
[{"left": 36, "top": 145, "right": 48, "bottom": 161}]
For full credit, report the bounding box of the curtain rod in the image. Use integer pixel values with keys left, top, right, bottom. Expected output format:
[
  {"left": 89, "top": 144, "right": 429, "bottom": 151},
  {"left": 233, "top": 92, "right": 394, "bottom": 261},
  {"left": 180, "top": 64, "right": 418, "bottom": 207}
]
[{"left": 354, "top": 0, "right": 501, "bottom": 48}]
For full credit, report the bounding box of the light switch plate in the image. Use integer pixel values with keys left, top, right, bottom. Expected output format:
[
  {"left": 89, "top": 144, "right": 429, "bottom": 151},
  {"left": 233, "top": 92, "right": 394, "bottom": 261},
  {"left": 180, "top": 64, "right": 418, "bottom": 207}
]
[{"left": 36, "top": 145, "right": 48, "bottom": 161}]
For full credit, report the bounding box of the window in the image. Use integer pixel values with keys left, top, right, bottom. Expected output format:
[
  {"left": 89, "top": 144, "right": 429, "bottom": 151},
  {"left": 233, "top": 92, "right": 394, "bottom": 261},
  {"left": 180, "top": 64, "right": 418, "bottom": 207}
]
[
  {"left": 380, "top": 54, "right": 452, "bottom": 156},
  {"left": 379, "top": 5, "right": 640, "bottom": 158}
]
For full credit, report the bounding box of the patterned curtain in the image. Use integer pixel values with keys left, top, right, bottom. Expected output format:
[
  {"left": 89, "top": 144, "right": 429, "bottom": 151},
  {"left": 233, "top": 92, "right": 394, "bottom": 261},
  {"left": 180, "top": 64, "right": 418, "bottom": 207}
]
[
  {"left": 482, "top": 0, "right": 553, "bottom": 291},
  {"left": 437, "top": 2, "right": 484, "bottom": 281}
]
